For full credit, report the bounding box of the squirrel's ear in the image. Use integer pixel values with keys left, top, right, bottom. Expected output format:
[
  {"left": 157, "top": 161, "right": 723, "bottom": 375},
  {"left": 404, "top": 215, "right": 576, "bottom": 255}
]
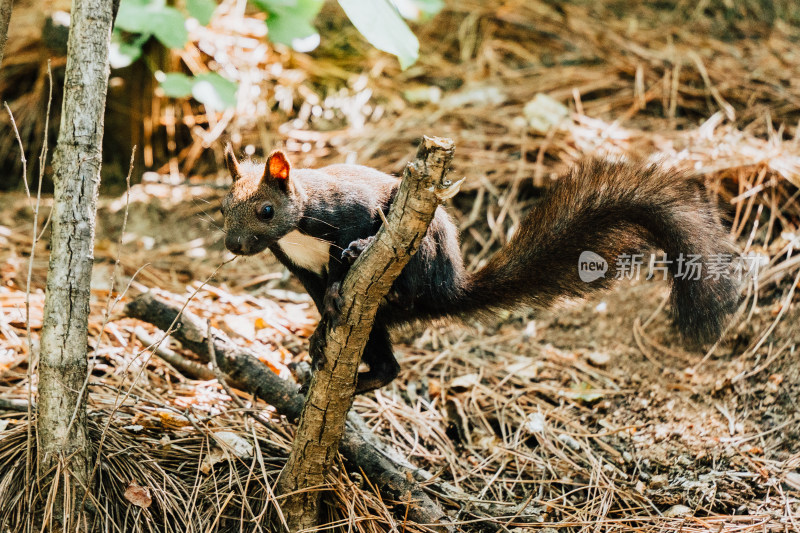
[
  {"left": 265, "top": 150, "right": 291, "bottom": 184},
  {"left": 224, "top": 143, "right": 241, "bottom": 181}
]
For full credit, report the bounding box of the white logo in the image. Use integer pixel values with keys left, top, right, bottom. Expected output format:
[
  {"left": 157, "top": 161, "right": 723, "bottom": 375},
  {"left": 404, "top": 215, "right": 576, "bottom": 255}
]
[{"left": 578, "top": 251, "right": 607, "bottom": 282}]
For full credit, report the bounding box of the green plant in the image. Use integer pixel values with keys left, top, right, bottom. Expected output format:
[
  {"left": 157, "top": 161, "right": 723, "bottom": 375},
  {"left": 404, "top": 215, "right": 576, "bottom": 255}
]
[{"left": 111, "top": 0, "right": 443, "bottom": 110}]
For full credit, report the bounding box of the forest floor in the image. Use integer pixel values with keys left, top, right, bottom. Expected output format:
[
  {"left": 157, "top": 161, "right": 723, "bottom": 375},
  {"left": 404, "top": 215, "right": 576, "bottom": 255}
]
[
  {"left": 1, "top": 175, "right": 798, "bottom": 532},
  {"left": 2, "top": 0, "right": 800, "bottom": 531}
]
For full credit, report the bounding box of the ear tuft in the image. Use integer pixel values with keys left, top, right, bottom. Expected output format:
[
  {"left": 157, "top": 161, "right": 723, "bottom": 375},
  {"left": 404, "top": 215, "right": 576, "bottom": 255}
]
[
  {"left": 267, "top": 150, "right": 291, "bottom": 181},
  {"left": 224, "top": 143, "right": 241, "bottom": 181}
]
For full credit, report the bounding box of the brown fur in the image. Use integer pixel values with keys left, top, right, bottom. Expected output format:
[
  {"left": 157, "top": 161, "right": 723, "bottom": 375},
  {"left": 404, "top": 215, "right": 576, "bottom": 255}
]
[{"left": 462, "top": 158, "right": 739, "bottom": 343}]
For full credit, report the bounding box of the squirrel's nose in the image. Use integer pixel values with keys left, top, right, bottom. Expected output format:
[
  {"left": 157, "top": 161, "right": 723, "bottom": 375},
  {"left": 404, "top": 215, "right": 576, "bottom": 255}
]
[
  {"left": 225, "top": 234, "right": 256, "bottom": 255},
  {"left": 225, "top": 235, "right": 242, "bottom": 254}
]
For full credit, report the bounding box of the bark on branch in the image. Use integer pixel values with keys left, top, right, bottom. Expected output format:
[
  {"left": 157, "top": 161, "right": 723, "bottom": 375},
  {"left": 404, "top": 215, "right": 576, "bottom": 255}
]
[
  {"left": 0, "top": 0, "right": 13, "bottom": 69},
  {"left": 124, "top": 292, "right": 453, "bottom": 530},
  {"left": 276, "top": 136, "right": 458, "bottom": 531}
]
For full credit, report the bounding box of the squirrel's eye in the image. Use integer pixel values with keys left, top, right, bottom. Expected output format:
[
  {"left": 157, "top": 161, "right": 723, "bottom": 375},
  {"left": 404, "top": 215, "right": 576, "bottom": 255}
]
[{"left": 257, "top": 205, "right": 274, "bottom": 221}]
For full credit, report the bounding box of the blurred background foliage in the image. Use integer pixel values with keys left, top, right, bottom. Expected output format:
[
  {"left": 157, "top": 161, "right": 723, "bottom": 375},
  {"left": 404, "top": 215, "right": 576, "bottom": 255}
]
[
  {"left": 0, "top": 0, "right": 798, "bottom": 192},
  {"left": 0, "top": 0, "right": 442, "bottom": 191}
]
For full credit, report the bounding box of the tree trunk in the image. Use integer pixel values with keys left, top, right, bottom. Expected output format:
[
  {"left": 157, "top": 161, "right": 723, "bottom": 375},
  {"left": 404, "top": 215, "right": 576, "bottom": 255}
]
[
  {"left": 37, "top": 0, "right": 114, "bottom": 525},
  {"left": 0, "top": 0, "right": 13, "bottom": 69},
  {"left": 275, "top": 137, "right": 458, "bottom": 531}
]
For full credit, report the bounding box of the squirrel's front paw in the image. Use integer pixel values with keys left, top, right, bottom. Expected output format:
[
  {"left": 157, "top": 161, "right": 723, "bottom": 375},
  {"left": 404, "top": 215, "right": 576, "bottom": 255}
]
[
  {"left": 342, "top": 236, "right": 375, "bottom": 264},
  {"left": 323, "top": 282, "right": 344, "bottom": 327}
]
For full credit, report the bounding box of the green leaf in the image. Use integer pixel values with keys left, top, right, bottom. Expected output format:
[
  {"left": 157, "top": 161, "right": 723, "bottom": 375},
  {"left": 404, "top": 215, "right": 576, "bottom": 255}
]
[
  {"left": 110, "top": 41, "right": 142, "bottom": 68},
  {"left": 115, "top": 0, "right": 167, "bottom": 33},
  {"left": 119, "top": 0, "right": 163, "bottom": 10},
  {"left": 192, "top": 73, "right": 238, "bottom": 110},
  {"left": 390, "top": 0, "right": 444, "bottom": 21},
  {"left": 187, "top": 0, "right": 217, "bottom": 25},
  {"left": 115, "top": 2, "right": 152, "bottom": 33},
  {"left": 160, "top": 73, "right": 194, "bottom": 98},
  {"left": 338, "top": 0, "right": 419, "bottom": 69},
  {"left": 251, "top": 0, "right": 323, "bottom": 52},
  {"left": 115, "top": 0, "right": 188, "bottom": 50},
  {"left": 110, "top": 30, "right": 149, "bottom": 69},
  {"left": 159, "top": 72, "right": 237, "bottom": 109},
  {"left": 152, "top": 6, "right": 189, "bottom": 49},
  {"left": 411, "top": 0, "right": 443, "bottom": 19}
]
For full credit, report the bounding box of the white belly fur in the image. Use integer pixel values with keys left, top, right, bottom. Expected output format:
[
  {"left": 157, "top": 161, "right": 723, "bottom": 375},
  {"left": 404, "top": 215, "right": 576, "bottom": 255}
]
[{"left": 277, "top": 230, "right": 331, "bottom": 275}]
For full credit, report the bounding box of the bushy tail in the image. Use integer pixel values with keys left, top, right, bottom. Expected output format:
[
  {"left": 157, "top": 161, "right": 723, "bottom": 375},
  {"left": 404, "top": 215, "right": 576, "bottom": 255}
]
[{"left": 460, "top": 158, "right": 739, "bottom": 343}]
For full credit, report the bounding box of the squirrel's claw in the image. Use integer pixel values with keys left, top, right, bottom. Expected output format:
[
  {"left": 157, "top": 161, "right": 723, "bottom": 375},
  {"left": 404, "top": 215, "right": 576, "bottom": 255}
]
[
  {"left": 433, "top": 177, "right": 465, "bottom": 201},
  {"left": 342, "top": 236, "right": 375, "bottom": 265}
]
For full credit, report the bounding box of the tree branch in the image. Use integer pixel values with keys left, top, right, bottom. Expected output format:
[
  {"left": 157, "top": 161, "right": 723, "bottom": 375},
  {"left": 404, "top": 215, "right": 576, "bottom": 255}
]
[
  {"left": 125, "top": 291, "right": 454, "bottom": 530},
  {"left": 276, "top": 136, "right": 459, "bottom": 531}
]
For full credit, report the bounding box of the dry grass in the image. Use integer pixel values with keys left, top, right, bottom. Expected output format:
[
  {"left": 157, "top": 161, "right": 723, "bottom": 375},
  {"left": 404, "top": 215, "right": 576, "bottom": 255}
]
[{"left": 2, "top": 275, "right": 795, "bottom": 532}]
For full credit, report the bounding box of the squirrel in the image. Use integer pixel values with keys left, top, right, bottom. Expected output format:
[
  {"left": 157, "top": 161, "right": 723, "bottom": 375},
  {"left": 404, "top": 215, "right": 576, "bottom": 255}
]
[{"left": 221, "top": 145, "right": 739, "bottom": 394}]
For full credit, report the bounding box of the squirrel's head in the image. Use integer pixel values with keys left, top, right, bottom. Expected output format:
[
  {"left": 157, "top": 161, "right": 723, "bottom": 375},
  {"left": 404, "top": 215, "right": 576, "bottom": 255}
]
[{"left": 221, "top": 145, "right": 302, "bottom": 256}]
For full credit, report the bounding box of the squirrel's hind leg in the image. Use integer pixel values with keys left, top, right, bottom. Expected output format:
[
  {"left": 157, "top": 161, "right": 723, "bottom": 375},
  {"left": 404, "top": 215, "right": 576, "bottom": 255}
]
[{"left": 355, "top": 322, "right": 400, "bottom": 394}]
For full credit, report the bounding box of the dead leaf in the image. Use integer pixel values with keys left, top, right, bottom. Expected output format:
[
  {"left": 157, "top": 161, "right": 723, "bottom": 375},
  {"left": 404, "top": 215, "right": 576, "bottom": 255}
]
[
  {"left": 156, "top": 409, "right": 192, "bottom": 429},
  {"left": 784, "top": 472, "right": 800, "bottom": 490},
  {"left": 200, "top": 448, "right": 226, "bottom": 475},
  {"left": 567, "top": 382, "right": 603, "bottom": 403},
  {"left": 222, "top": 315, "right": 256, "bottom": 340},
  {"left": 124, "top": 481, "right": 152, "bottom": 509},
  {"left": 256, "top": 351, "right": 290, "bottom": 378},
  {"left": 215, "top": 431, "right": 253, "bottom": 458},
  {"left": 449, "top": 373, "right": 480, "bottom": 390},
  {"left": 663, "top": 504, "right": 692, "bottom": 518},
  {"left": 557, "top": 433, "right": 581, "bottom": 451},
  {"left": 506, "top": 358, "right": 539, "bottom": 379},
  {"left": 1, "top": 292, "right": 44, "bottom": 329},
  {"left": 199, "top": 432, "right": 254, "bottom": 475},
  {"left": 428, "top": 379, "right": 441, "bottom": 398},
  {"left": 542, "top": 344, "right": 577, "bottom": 362},
  {"left": 523, "top": 93, "right": 569, "bottom": 133},
  {"left": 768, "top": 373, "right": 784, "bottom": 385},
  {"left": 523, "top": 412, "right": 546, "bottom": 434},
  {"left": 587, "top": 351, "right": 611, "bottom": 367}
]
